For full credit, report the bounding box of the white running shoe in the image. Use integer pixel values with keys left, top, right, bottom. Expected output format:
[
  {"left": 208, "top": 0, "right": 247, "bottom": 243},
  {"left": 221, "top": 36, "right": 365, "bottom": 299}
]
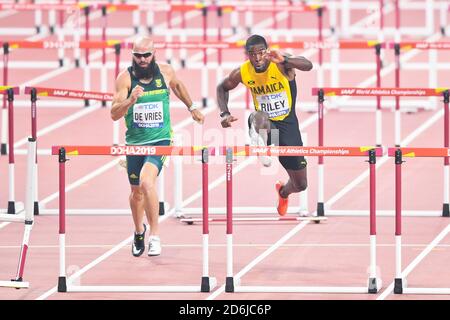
[
  {"left": 148, "top": 236, "right": 162, "bottom": 256},
  {"left": 249, "top": 125, "right": 272, "bottom": 167}
]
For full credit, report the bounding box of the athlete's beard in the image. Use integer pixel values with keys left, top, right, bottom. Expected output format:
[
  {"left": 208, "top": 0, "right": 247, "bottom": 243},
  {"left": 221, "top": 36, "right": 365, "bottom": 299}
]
[{"left": 132, "top": 58, "right": 157, "bottom": 80}]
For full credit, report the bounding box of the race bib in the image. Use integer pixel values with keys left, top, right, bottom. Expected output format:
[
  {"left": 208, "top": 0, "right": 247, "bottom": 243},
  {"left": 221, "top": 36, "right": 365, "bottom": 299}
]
[
  {"left": 133, "top": 101, "right": 164, "bottom": 128},
  {"left": 256, "top": 91, "right": 290, "bottom": 119}
]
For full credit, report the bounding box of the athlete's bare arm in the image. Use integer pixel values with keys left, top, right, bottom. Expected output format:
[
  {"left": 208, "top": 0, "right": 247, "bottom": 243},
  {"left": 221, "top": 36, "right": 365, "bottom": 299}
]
[
  {"left": 264, "top": 49, "right": 313, "bottom": 80},
  {"left": 111, "top": 70, "right": 143, "bottom": 121},
  {"left": 159, "top": 63, "right": 204, "bottom": 124},
  {"left": 217, "top": 67, "right": 242, "bottom": 128}
]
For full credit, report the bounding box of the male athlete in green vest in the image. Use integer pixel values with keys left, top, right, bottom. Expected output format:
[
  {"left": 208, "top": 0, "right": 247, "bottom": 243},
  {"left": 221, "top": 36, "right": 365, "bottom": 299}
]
[{"left": 111, "top": 37, "right": 204, "bottom": 257}]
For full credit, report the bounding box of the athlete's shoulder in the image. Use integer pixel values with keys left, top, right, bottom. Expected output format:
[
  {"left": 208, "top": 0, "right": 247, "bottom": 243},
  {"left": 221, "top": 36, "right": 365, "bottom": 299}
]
[
  {"left": 157, "top": 62, "right": 173, "bottom": 73},
  {"left": 116, "top": 68, "right": 132, "bottom": 87},
  {"left": 158, "top": 62, "right": 175, "bottom": 81},
  {"left": 228, "top": 66, "right": 243, "bottom": 83}
]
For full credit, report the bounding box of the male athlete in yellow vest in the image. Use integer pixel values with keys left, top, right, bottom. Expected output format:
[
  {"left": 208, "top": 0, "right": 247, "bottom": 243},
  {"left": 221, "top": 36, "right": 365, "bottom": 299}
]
[{"left": 217, "top": 35, "right": 313, "bottom": 216}]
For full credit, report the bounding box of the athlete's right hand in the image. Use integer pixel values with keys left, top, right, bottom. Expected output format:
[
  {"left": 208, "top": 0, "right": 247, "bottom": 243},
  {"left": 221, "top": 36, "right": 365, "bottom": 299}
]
[
  {"left": 129, "top": 85, "right": 144, "bottom": 104},
  {"left": 220, "top": 114, "right": 239, "bottom": 128}
]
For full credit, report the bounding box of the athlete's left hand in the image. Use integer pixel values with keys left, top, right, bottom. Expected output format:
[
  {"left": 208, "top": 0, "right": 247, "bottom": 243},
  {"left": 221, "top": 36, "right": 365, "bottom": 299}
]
[
  {"left": 263, "top": 49, "right": 285, "bottom": 64},
  {"left": 191, "top": 109, "right": 205, "bottom": 124}
]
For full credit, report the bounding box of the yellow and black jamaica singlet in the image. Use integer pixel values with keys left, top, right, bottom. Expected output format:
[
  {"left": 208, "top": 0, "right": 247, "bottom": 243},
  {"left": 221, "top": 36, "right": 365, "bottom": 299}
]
[
  {"left": 125, "top": 65, "right": 172, "bottom": 145},
  {"left": 240, "top": 60, "right": 307, "bottom": 170},
  {"left": 240, "top": 60, "right": 296, "bottom": 122}
]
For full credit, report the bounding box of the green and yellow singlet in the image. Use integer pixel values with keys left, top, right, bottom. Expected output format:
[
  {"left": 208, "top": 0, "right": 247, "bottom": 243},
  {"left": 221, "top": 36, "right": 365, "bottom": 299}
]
[
  {"left": 125, "top": 65, "right": 172, "bottom": 145},
  {"left": 240, "top": 60, "right": 296, "bottom": 122}
]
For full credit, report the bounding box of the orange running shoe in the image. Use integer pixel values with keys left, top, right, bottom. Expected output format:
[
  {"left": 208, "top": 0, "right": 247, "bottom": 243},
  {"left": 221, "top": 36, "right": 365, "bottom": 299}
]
[{"left": 275, "top": 180, "right": 289, "bottom": 216}]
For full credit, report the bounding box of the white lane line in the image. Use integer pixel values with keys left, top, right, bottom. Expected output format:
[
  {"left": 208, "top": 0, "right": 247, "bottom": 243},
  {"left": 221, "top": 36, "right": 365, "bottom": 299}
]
[
  {"left": 0, "top": 222, "right": 10, "bottom": 230},
  {"left": 376, "top": 224, "right": 450, "bottom": 300},
  {"left": 2, "top": 243, "right": 450, "bottom": 249}
]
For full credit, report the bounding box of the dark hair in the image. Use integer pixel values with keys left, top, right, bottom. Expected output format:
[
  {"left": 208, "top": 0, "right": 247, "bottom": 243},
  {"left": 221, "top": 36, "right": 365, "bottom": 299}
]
[{"left": 245, "top": 35, "right": 268, "bottom": 52}]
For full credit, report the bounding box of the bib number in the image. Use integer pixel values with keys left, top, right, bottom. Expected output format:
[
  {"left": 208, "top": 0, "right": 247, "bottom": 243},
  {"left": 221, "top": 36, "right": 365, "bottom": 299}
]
[
  {"left": 133, "top": 102, "right": 164, "bottom": 128},
  {"left": 256, "top": 92, "right": 289, "bottom": 119}
]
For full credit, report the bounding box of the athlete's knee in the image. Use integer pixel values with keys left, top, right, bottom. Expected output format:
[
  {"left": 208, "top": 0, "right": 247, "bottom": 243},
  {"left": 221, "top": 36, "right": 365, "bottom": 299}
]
[
  {"left": 130, "top": 188, "right": 144, "bottom": 202},
  {"left": 252, "top": 111, "right": 270, "bottom": 131},
  {"left": 292, "top": 177, "right": 307, "bottom": 192},
  {"left": 139, "top": 178, "right": 156, "bottom": 195}
]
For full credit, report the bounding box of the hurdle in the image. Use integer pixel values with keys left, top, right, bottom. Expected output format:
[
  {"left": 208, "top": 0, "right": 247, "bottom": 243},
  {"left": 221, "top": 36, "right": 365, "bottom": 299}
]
[
  {"left": 440, "top": 2, "right": 450, "bottom": 35},
  {"left": 52, "top": 144, "right": 216, "bottom": 293},
  {"left": 222, "top": 145, "right": 382, "bottom": 294},
  {"left": 0, "top": 138, "right": 36, "bottom": 289},
  {"left": 176, "top": 132, "right": 309, "bottom": 221},
  {"left": 0, "top": 86, "right": 23, "bottom": 214},
  {"left": 387, "top": 41, "right": 450, "bottom": 114},
  {"left": 389, "top": 147, "right": 450, "bottom": 294},
  {"left": 312, "top": 88, "right": 449, "bottom": 217},
  {"left": 21, "top": 86, "right": 113, "bottom": 215},
  {"left": 339, "top": 0, "right": 436, "bottom": 38},
  {"left": 19, "top": 86, "right": 174, "bottom": 216}
]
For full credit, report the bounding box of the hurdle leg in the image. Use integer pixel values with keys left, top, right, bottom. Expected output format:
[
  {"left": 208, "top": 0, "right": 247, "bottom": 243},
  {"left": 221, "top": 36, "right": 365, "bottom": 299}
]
[
  {"left": 225, "top": 148, "right": 235, "bottom": 292},
  {"left": 443, "top": 91, "right": 450, "bottom": 217},
  {"left": 57, "top": 148, "right": 67, "bottom": 292},
  {"left": 375, "top": 43, "right": 382, "bottom": 147},
  {"left": 146, "top": 9, "right": 154, "bottom": 34},
  {"left": 299, "top": 132, "right": 309, "bottom": 216},
  {"left": 394, "top": 149, "right": 405, "bottom": 293},
  {"left": 174, "top": 134, "right": 183, "bottom": 218},
  {"left": 83, "top": 65, "right": 91, "bottom": 107},
  {"left": 158, "top": 168, "right": 165, "bottom": 216},
  {"left": 35, "top": 9, "right": 42, "bottom": 34},
  {"left": 132, "top": 9, "right": 140, "bottom": 34},
  {"left": 1, "top": 100, "right": 7, "bottom": 155},
  {"left": 57, "top": 22, "right": 65, "bottom": 67},
  {"left": 30, "top": 87, "right": 39, "bottom": 215},
  {"left": 245, "top": 0, "right": 253, "bottom": 34},
  {"left": 7, "top": 89, "right": 15, "bottom": 214},
  {"left": 33, "top": 162, "right": 39, "bottom": 215},
  {"left": 13, "top": 138, "right": 36, "bottom": 287},
  {"left": 200, "top": 148, "right": 215, "bottom": 292},
  {"left": 440, "top": 2, "right": 448, "bottom": 35},
  {"left": 368, "top": 150, "right": 381, "bottom": 293},
  {"left": 201, "top": 63, "right": 208, "bottom": 108},
  {"left": 48, "top": 9, "right": 56, "bottom": 34},
  {"left": 394, "top": 42, "right": 401, "bottom": 147},
  {"left": 74, "top": 20, "right": 81, "bottom": 68},
  {"left": 317, "top": 90, "right": 325, "bottom": 216}
]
